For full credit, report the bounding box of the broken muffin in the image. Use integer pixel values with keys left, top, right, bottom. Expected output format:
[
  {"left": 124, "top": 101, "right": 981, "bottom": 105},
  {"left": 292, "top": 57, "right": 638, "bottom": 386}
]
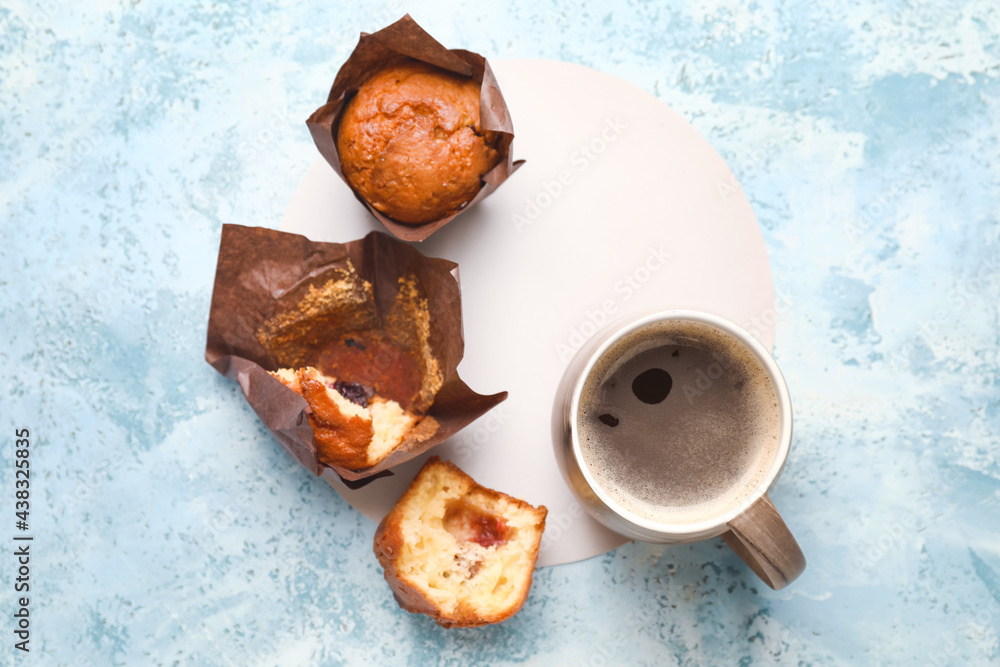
[
  {"left": 270, "top": 366, "right": 435, "bottom": 471},
  {"left": 205, "top": 226, "right": 507, "bottom": 481},
  {"left": 373, "top": 457, "right": 548, "bottom": 627}
]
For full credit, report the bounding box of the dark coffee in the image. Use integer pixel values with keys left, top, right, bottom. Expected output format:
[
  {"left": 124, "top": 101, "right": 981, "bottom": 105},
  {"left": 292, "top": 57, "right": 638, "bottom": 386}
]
[{"left": 578, "top": 319, "right": 780, "bottom": 524}]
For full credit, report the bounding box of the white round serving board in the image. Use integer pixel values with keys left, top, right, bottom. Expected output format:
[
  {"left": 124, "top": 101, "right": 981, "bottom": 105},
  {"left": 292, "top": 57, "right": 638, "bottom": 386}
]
[{"left": 281, "top": 59, "right": 775, "bottom": 567}]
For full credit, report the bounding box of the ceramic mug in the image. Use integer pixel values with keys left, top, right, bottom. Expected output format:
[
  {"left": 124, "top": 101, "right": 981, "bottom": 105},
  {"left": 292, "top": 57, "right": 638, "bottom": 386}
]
[{"left": 551, "top": 309, "right": 806, "bottom": 590}]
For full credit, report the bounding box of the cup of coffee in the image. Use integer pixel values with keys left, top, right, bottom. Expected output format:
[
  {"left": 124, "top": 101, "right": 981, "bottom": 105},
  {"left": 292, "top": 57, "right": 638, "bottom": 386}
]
[{"left": 552, "top": 309, "right": 805, "bottom": 590}]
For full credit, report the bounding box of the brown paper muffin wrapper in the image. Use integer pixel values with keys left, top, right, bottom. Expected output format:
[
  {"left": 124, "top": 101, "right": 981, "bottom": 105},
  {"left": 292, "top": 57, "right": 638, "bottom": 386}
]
[
  {"left": 306, "top": 14, "right": 523, "bottom": 242},
  {"left": 205, "top": 224, "right": 507, "bottom": 484}
]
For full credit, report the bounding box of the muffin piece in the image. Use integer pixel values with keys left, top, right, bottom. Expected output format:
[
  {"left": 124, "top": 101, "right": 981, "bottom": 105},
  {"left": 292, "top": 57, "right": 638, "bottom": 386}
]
[
  {"left": 257, "top": 261, "right": 380, "bottom": 370},
  {"left": 270, "top": 367, "right": 423, "bottom": 470},
  {"left": 337, "top": 59, "right": 502, "bottom": 225},
  {"left": 373, "top": 457, "right": 548, "bottom": 627}
]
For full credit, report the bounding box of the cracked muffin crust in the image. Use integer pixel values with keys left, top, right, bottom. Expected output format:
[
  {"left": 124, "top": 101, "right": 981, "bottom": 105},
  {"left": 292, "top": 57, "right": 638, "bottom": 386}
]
[
  {"left": 270, "top": 366, "right": 432, "bottom": 470},
  {"left": 336, "top": 59, "right": 502, "bottom": 225}
]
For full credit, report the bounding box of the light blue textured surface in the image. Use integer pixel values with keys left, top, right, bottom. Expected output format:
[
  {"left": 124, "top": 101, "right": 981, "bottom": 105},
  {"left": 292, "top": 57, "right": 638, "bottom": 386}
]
[{"left": 2, "top": 1, "right": 999, "bottom": 665}]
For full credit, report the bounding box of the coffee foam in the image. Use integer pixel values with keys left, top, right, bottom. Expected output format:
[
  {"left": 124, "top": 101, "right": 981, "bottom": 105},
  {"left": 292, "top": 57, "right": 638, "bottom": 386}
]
[{"left": 578, "top": 319, "right": 781, "bottom": 525}]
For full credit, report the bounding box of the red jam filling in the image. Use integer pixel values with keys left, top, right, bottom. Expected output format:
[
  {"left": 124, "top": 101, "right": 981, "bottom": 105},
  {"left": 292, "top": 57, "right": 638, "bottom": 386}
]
[{"left": 443, "top": 499, "right": 509, "bottom": 548}]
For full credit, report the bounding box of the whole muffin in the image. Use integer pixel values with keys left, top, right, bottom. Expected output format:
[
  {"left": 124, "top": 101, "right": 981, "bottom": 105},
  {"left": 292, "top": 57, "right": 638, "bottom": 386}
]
[{"left": 337, "top": 59, "right": 502, "bottom": 225}]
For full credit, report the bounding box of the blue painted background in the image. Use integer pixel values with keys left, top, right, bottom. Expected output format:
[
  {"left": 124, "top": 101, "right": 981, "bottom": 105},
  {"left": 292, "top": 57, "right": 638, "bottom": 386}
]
[{"left": 2, "top": 1, "right": 999, "bottom": 664}]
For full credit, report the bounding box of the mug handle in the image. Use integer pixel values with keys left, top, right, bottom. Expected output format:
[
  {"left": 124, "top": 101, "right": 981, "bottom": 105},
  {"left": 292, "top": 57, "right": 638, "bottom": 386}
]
[{"left": 721, "top": 493, "right": 806, "bottom": 590}]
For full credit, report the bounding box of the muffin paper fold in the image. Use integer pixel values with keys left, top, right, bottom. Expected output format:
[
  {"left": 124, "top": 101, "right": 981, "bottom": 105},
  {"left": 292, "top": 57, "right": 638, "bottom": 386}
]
[
  {"left": 205, "top": 224, "right": 507, "bottom": 484},
  {"left": 306, "top": 14, "right": 522, "bottom": 242}
]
